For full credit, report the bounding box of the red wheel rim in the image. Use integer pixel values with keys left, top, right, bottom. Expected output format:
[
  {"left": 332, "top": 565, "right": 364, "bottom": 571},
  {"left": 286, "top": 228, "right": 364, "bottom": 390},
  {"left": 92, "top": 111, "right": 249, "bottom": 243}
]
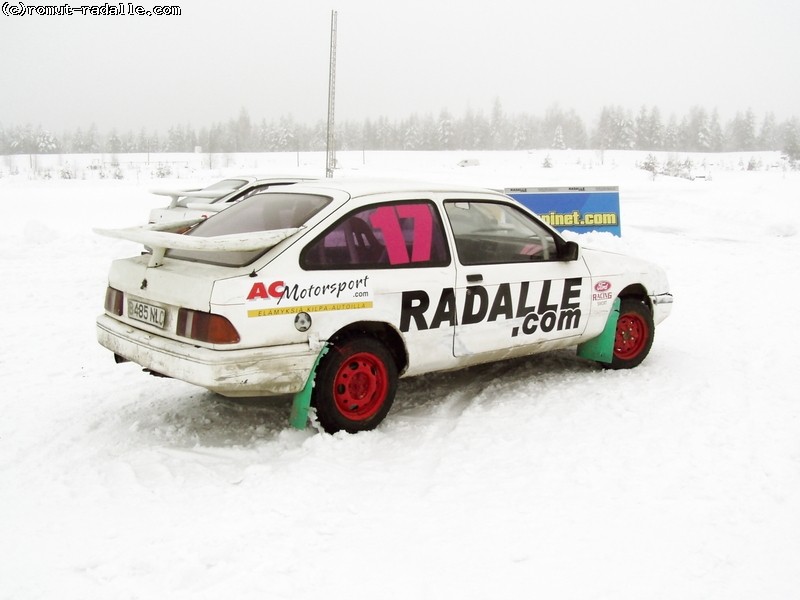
[
  {"left": 332, "top": 352, "right": 388, "bottom": 421},
  {"left": 614, "top": 312, "right": 649, "bottom": 360}
]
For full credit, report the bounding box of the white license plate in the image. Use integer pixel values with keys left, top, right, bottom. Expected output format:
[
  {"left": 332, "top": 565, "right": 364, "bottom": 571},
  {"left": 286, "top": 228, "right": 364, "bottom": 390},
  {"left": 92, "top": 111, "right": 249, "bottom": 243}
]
[{"left": 128, "top": 299, "right": 166, "bottom": 329}]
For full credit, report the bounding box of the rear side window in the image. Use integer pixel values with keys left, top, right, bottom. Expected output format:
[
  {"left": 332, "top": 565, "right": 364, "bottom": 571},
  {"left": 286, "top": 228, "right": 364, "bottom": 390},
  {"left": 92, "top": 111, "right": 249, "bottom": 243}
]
[
  {"left": 167, "top": 192, "right": 331, "bottom": 267},
  {"left": 301, "top": 201, "right": 450, "bottom": 270}
]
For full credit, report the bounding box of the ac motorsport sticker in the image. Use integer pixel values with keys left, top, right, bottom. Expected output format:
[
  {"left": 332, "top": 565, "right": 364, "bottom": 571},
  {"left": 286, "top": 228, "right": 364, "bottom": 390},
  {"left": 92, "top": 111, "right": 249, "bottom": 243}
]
[
  {"left": 246, "top": 275, "right": 372, "bottom": 317},
  {"left": 399, "top": 277, "right": 584, "bottom": 338}
]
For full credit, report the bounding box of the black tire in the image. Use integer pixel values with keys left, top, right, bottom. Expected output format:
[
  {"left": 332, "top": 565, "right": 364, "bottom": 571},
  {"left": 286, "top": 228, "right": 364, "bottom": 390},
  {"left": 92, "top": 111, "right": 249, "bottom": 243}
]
[
  {"left": 608, "top": 298, "right": 655, "bottom": 370},
  {"left": 312, "top": 336, "right": 398, "bottom": 433}
]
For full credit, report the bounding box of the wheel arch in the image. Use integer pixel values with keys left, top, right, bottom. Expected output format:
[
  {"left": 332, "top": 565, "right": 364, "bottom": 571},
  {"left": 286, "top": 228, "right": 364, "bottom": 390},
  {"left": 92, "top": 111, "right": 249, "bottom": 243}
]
[
  {"left": 326, "top": 320, "right": 409, "bottom": 375},
  {"left": 617, "top": 283, "right": 653, "bottom": 313}
]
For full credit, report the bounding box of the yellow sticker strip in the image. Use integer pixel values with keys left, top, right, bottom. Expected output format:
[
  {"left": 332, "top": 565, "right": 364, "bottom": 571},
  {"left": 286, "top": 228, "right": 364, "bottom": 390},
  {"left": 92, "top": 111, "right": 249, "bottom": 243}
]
[{"left": 248, "top": 301, "right": 374, "bottom": 318}]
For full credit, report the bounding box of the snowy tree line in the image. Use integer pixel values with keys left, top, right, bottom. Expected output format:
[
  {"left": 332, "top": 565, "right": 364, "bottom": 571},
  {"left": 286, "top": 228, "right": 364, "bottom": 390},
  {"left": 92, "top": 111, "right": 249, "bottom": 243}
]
[{"left": 2, "top": 103, "right": 799, "bottom": 158}]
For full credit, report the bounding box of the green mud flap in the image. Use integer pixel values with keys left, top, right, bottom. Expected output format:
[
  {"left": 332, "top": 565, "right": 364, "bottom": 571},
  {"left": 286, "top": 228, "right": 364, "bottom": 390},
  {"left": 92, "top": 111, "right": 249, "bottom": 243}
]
[
  {"left": 577, "top": 298, "right": 620, "bottom": 364},
  {"left": 290, "top": 345, "right": 329, "bottom": 430}
]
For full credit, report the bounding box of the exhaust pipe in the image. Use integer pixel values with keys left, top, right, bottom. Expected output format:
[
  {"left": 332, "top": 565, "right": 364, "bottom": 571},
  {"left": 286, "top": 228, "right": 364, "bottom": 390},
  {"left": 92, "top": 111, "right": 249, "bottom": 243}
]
[{"left": 143, "top": 369, "right": 170, "bottom": 379}]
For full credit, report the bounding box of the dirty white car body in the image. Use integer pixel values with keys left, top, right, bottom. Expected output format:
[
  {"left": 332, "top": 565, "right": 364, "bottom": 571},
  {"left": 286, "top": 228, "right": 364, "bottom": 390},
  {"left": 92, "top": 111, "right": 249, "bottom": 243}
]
[{"left": 96, "top": 180, "right": 673, "bottom": 433}]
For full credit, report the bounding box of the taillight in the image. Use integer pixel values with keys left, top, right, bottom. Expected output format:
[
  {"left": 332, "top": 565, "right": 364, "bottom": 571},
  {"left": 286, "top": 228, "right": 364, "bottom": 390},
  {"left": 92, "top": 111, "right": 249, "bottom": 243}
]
[
  {"left": 105, "top": 287, "right": 124, "bottom": 316},
  {"left": 177, "top": 308, "right": 240, "bottom": 344}
]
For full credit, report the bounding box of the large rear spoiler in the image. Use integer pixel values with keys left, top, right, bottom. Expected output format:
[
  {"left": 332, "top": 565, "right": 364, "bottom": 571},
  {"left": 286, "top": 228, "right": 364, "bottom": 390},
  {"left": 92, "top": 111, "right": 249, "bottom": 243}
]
[
  {"left": 149, "top": 187, "right": 238, "bottom": 208},
  {"left": 94, "top": 219, "right": 301, "bottom": 267}
]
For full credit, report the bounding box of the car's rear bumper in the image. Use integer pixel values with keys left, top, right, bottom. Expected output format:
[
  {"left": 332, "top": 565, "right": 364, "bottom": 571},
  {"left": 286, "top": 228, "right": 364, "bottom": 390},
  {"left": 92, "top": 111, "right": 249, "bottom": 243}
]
[{"left": 96, "top": 314, "right": 319, "bottom": 396}]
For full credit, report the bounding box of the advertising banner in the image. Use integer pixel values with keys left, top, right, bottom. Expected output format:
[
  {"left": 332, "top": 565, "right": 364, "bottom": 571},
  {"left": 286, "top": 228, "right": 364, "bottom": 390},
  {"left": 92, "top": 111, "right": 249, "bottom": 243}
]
[{"left": 505, "top": 186, "right": 622, "bottom": 236}]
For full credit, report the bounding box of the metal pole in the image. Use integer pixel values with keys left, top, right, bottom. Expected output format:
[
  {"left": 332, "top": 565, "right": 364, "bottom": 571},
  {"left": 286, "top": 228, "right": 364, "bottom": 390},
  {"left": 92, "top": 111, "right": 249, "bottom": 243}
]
[{"left": 325, "top": 10, "right": 338, "bottom": 178}]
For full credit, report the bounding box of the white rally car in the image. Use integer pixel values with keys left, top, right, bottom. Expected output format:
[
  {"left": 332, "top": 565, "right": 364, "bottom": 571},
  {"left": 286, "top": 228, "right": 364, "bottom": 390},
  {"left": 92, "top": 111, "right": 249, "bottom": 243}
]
[{"left": 96, "top": 180, "right": 673, "bottom": 433}]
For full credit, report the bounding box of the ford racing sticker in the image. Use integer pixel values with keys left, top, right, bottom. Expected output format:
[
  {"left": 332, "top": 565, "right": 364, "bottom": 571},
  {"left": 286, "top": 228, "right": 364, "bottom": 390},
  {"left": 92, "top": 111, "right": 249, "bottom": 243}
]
[{"left": 592, "top": 280, "right": 613, "bottom": 305}]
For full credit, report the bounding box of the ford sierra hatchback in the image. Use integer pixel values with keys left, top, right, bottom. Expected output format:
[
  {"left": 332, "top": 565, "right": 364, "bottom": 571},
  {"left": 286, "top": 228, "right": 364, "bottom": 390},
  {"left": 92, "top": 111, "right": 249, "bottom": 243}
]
[{"left": 96, "top": 179, "right": 673, "bottom": 433}]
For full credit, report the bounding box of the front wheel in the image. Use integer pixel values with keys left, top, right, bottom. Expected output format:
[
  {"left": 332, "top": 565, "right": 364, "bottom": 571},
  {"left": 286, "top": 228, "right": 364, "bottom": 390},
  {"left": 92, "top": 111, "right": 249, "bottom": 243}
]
[
  {"left": 312, "top": 337, "right": 398, "bottom": 434},
  {"left": 609, "top": 298, "right": 654, "bottom": 369}
]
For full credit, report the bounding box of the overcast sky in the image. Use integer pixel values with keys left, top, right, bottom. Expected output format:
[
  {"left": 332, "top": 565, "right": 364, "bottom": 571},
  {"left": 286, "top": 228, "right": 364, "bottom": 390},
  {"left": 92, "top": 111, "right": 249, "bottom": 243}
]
[{"left": 1, "top": 0, "right": 798, "bottom": 133}]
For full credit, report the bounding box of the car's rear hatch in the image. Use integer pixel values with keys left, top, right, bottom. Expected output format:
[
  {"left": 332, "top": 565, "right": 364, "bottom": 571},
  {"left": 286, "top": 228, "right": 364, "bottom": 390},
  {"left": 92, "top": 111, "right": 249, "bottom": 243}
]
[
  {"left": 105, "top": 255, "right": 236, "bottom": 343},
  {"left": 98, "top": 188, "right": 344, "bottom": 347}
]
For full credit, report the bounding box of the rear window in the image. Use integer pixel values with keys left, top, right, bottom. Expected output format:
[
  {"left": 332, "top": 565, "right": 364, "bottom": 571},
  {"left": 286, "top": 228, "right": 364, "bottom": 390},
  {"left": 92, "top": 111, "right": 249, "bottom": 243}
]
[{"left": 167, "top": 192, "right": 331, "bottom": 267}]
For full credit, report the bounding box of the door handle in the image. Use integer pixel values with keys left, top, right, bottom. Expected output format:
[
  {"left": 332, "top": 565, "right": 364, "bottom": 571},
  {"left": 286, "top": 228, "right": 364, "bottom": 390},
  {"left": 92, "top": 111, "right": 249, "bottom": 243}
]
[{"left": 466, "top": 274, "right": 483, "bottom": 283}]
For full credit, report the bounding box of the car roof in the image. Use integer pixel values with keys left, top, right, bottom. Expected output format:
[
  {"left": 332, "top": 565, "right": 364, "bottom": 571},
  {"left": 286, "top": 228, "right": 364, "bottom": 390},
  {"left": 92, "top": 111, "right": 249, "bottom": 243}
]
[{"left": 273, "top": 178, "right": 510, "bottom": 200}]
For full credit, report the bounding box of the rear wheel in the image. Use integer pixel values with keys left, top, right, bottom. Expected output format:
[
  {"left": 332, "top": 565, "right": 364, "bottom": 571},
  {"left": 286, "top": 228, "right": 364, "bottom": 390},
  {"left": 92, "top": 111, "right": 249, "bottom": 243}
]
[
  {"left": 609, "top": 298, "right": 654, "bottom": 369},
  {"left": 312, "top": 337, "right": 398, "bottom": 433}
]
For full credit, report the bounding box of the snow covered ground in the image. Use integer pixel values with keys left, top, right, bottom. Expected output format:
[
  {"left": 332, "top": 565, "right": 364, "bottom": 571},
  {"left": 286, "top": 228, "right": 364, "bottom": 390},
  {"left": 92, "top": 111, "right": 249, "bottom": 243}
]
[{"left": 1, "top": 150, "right": 799, "bottom": 600}]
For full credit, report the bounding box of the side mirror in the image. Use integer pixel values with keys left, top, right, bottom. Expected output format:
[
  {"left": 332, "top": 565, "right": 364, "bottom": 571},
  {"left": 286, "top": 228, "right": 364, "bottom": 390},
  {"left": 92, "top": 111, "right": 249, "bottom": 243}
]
[{"left": 560, "top": 240, "right": 580, "bottom": 261}]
